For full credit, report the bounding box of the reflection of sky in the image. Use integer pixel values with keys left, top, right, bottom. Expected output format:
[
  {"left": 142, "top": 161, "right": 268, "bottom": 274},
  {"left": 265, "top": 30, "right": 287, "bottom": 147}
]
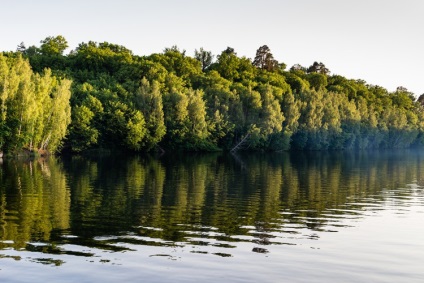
[{"left": 0, "top": 0, "right": 423, "bottom": 96}]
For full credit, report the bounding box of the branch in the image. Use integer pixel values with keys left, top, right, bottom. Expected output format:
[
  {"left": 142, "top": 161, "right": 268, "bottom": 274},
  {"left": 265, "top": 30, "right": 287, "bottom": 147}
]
[{"left": 230, "top": 133, "right": 250, "bottom": 152}]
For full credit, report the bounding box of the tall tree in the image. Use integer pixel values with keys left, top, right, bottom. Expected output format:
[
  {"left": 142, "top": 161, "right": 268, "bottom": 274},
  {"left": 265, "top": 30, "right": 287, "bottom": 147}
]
[
  {"left": 212, "top": 48, "right": 256, "bottom": 82},
  {"left": 194, "top": 48, "right": 214, "bottom": 72},
  {"left": 391, "top": 86, "right": 415, "bottom": 110},
  {"left": 16, "top": 42, "right": 26, "bottom": 53},
  {"left": 37, "top": 76, "right": 72, "bottom": 152},
  {"left": 135, "top": 78, "right": 166, "bottom": 150},
  {"left": 257, "top": 85, "right": 284, "bottom": 137},
  {"left": 418, "top": 93, "right": 424, "bottom": 106},
  {"left": 252, "top": 45, "right": 279, "bottom": 72},
  {"left": 4, "top": 54, "right": 35, "bottom": 152},
  {"left": 0, "top": 54, "right": 72, "bottom": 154},
  {"left": 186, "top": 89, "right": 209, "bottom": 143},
  {"left": 40, "top": 35, "right": 69, "bottom": 56},
  {"left": 68, "top": 105, "right": 99, "bottom": 152},
  {"left": 0, "top": 54, "right": 11, "bottom": 150},
  {"left": 307, "top": 61, "right": 330, "bottom": 75},
  {"left": 290, "top": 64, "right": 307, "bottom": 73},
  {"left": 306, "top": 73, "right": 328, "bottom": 90}
]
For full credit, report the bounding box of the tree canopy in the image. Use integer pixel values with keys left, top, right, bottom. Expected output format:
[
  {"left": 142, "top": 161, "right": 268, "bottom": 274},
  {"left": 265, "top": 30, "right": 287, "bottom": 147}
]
[{"left": 1, "top": 36, "right": 423, "bottom": 155}]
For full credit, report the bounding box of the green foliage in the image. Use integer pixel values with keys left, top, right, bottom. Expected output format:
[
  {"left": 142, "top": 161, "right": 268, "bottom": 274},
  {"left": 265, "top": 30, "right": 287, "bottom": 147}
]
[
  {"left": 135, "top": 78, "right": 166, "bottom": 150},
  {"left": 281, "top": 90, "right": 300, "bottom": 134},
  {"left": 103, "top": 101, "right": 147, "bottom": 150},
  {"left": 211, "top": 48, "right": 256, "bottom": 83},
  {"left": 20, "top": 36, "right": 69, "bottom": 73},
  {"left": 391, "top": 87, "right": 415, "bottom": 110},
  {"left": 186, "top": 89, "right": 210, "bottom": 144},
  {"left": 307, "top": 61, "right": 330, "bottom": 75},
  {"left": 257, "top": 85, "right": 284, "bottom": 137},
  {"left": 284, "top": 71, "right": 310, "bottom": 93},
  {"left": 0, "top": 54, "right": 71, "bottom": 154},
  {"left": 70, "top": 41, "right": 133, "bottom": 76},
  {"left": 148, "top": 46, "right": 201, "bottom": 87},
  {"left": 40, "top": 35, "right": 68, "bottom": 56},
  {"left": 3, "top": 39, "right": 423, "bottom": 153},
  {"left": 252, "top": 45, "right": 279, "bottom": 72},
  {"left": 194, "top": 48, "right": 214, "bottom": 72},
  {"left": 38, "top": 77, "right": 72, "bottom": 152},
  {"left": 69, "top": 105, "right": 99, "bottom": 152},
  {"left": 306, "top": 73, "right": 328, "bottom": 90}
]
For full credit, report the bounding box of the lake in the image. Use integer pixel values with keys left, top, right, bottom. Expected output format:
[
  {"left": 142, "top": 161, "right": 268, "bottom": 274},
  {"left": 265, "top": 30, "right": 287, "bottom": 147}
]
[{"left": 0, "top": 150, "right": 424, "bottom": 282}]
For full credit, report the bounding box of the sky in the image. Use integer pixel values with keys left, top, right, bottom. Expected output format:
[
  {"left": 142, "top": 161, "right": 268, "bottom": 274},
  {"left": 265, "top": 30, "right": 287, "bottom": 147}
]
[{"left": 1, "top": 0, "right": 423, "bottom": 96}]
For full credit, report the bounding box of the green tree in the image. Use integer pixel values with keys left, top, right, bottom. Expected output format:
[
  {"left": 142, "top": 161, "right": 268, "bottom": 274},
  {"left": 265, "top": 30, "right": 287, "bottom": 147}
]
[
  {"left": 194, "top": 48, "right": 214, "bottom": 72},
  {"left": 0, "top": 55, "right": 9, "bottom": 149},
  {"left": 391, "top": 86, "right": 415, "bottom": 110},
  {"left": 252, "top": 45, "right": 279, "bottom": 72},
  {"left": 162, "top": 79, "right": 190, "bottom": 147},
  {"left": 306, "top": 72, "right": 328, "bottom": 90},
  {"left": 0, "top": 54, "right": 71, "bottom": 154},
  {"left": 292, "top": 89, "right": 325, "bottom": 149},
  {"left": 69, "top": 105, "right": 99, "bottom": 152},
  {"left": 211, "top": 47, "right": 256, "bottom": 82},
  {"left": 37, "top": 76, "right": 72, "bottom": 153},
  {"left": 284, "top": 71, "right": 310, "bottom": 93},
  {"left": 307, "top": 61, "right": 330, "bottom": 75},
  {"left": 16, "top": 42, "right": 26, "bottom": 53},
  {"left": 281, "top": 90, "right": 300, "bottom": 134},
  {"left": 103, "top": 100, "right": 147, "bottom": 151},
  {"left": 149, "top": 46, "right": 201, "bottom": 86},
  {"left": 290, "top": 64, "right": 307, "bottom": 73},
  {"left": 40, "top": 35, "right": 69, "bottom": 56},
  {"left": 2, "top": 54, "right": 35, "bottom": 152},
  {"left": 417, "top": 93, "right": 424, "bottom": 106},
  {"left": 200, "top": 71, "right": 235, "bottom": 146},
  {"left": 233, "top": 84, "right": 261, "bottom": 140},
  {"left": 186, "top": 89, "right": 210, "bottom": 147},
  {"left": 69, "top": 41, "right": 133, "bottom": 78},
  {"left": 257, "top": 85, "right": 284, "bottom": 137},
  {"left": 135, "top": 78, "right": 166, "bottom": 150}
]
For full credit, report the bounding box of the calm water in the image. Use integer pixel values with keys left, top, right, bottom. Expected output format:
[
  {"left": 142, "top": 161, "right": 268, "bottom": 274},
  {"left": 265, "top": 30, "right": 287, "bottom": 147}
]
[{"left": 0, "top": 150, "right": 424, "bottom": 282}]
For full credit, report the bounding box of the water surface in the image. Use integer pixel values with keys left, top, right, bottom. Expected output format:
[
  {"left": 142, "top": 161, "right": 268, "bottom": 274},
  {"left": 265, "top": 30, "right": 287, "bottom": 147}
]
[{"left": 0, "top": 150, "right": 424, "bottom": 282}]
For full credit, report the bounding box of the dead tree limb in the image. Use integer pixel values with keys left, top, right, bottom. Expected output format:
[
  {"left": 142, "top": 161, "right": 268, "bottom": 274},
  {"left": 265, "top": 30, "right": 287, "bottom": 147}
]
[{"left": 230, "top": 133, "right": 250, "bottom": 152}]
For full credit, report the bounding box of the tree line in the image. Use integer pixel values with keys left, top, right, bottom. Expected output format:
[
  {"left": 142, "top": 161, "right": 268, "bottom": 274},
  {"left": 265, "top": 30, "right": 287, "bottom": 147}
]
[{"left": 1, "top": 35, "right": 424, "bottom": 155}]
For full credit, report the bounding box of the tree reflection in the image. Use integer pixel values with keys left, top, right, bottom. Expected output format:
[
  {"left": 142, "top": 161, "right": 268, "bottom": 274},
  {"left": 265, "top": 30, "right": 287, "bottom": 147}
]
[
  {"left": 0, "top": 158, "right": 70, "bottom": 249},
  {"left": 1, "top": 150, "right": 424, "bottom": 253}
]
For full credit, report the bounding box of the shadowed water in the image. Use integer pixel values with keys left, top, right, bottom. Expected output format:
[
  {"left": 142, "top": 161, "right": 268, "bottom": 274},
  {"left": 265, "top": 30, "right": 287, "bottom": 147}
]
[{"left": 0, "top": 150, "right": 424, "bottom": 282}]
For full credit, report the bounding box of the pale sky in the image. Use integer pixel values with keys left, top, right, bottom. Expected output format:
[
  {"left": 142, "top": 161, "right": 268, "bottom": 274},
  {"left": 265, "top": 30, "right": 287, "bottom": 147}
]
[{"left": 1, "top": 0, "right": 423, "bottom": 96}]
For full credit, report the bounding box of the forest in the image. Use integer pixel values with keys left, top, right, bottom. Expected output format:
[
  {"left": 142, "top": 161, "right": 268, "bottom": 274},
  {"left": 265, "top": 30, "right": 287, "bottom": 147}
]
[{"left": 1, "top": 35, "right": 423, "bottom": 155}]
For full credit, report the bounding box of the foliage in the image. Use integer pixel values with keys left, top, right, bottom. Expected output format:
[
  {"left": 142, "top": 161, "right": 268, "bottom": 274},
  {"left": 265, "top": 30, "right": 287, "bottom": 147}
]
[
  {"left": 252, "top": 45, "right": 279, "bottom": 72},
  {"left": 3, "top": 36, "right": 423, "bottom": 154},
  {"left": 0, "top": 54, "right": 71, "bottom": 154},
  {"left": 135, "top": 78, "right": 166, "bottom": 150},
  {"left": 40, "top": 35, "right": 69, "bottom": 56},
  {"left": 307, "top": 61, "right": 330, "bottom": 75},
  {"left": 194, "top": 48, "right": 214, "bottom": 72}
]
